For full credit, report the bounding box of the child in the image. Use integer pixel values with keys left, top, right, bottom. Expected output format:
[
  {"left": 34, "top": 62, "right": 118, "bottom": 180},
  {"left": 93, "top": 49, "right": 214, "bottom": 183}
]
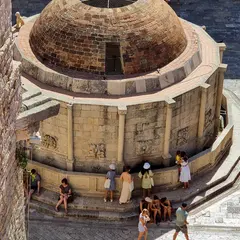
[
  {"left": 138, "top": 209, "right": 150, "bottom": 240},
  {"left": 104, "top": 163, "right": 116, "bottom": 202},
  {"left": 175, "top": 151, "right": 182, "bottom": 181},
  {"left": 180, "top": 156, "right": 191, "bottom": 189}
]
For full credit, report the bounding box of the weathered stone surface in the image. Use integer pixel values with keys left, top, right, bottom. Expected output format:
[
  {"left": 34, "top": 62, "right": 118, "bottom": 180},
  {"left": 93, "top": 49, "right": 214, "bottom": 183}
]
[
  {"left": 16, "top": 15, "right": 200, "bottom": 95},
  {"left": 0, "top": 1, "right": 26, "bottom": 239},
  {"left": 29, "top": 0, "right": 187, "bottom": 75},
  {"left": 16, "top": 99, "right": 60, "bottom": 130}
]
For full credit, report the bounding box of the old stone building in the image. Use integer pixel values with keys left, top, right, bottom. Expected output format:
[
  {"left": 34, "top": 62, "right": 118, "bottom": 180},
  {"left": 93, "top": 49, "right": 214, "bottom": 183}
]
[
  {"left": 14, "top": 0, "right": 227, "bottom": 175},
  {"left": 0, "top": 0, "right": 26, "bottom": 239}
]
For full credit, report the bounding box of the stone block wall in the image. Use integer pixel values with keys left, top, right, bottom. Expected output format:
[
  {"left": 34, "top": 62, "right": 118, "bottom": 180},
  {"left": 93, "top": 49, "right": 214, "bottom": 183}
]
[
  {"left": 33, "top": 103, "right": 119, "bottom": 173},
  {"left": 0, "top": 0, "right": 26, "bottom": 239},
  {"left": 33, "top": 79, "right": 218, "bottom": 172},
  {"left": 26, "top": 115, "right": 233, "bottom": 196},
  {"left": 124, "top": 102, "right": 166, "bottom": 167},
  {"left": 73, "top": 105, "right": 118, "bottom": 172},
  {"left": 170, "top": 88, "right": 201, "bottom": 157},
  {"left": 203, "top": 71, "right": 218, "bottom": 145},
  {"left": 33, "top": 102, "right": 68, "bottom": 169},
  {"left": 29, "top": 0, "right": 187, "bottom": 75}
]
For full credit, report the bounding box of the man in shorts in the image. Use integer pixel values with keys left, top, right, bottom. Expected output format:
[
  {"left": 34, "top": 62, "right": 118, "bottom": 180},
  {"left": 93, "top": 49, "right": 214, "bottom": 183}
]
[
  {"left": 173, "top": 202, "right": 189, "bottom": 240},
  {"left": 29, "top": 169, "right": 41, "bottom": 201}
]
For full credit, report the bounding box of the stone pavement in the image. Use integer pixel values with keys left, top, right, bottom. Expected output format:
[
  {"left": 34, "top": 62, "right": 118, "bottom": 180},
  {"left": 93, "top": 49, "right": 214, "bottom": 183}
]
[
  {"left": 224, "top": 79, "right": 240, "bottom": 97},
  {"left": 28, "top": 181, "right": 240, "bottom": 240},
  {"left": 172, "top": 0, "right": 240, "bottom": 79}
]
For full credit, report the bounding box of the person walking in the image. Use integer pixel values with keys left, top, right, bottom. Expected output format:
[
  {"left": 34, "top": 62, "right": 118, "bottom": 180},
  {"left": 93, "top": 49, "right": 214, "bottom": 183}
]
[
  {"left": 104, "top": 163, "right": 116, "bottom": 202},
  {"left": 138, "top": 162, "right": 154, "bottom": 198},
  {"left": 138, "top": 209, "right": 150, "bottom": 240},
  {"left": 119, "top": 166, "right": 132, "bottom": 204},
  {"left": 173, "top": 203, "right": 190, "bottom": 240}
]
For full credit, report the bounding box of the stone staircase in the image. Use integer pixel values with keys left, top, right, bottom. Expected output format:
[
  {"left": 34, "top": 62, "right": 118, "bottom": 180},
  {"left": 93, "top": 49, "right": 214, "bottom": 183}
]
[
  {"left": 16, "top": 88, "right": 60, "bottom": 131},
  {"left": 29, "top": 89, "right": 240, "bottom": 220},
  {"left": 30, "top": 156, "right": 239, "bottom": 221}
]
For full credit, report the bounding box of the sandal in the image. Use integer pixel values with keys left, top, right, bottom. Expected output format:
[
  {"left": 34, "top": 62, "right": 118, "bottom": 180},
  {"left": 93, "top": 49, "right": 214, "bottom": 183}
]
[{"left": 55, "top": 207, "right": 59, "bottom": 212}]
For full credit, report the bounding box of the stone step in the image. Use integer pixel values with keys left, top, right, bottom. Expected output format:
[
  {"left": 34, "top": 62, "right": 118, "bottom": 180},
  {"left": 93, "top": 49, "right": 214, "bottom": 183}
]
[
  {"left": 184, "top": 158, "right": 240, "bottom": 212},
  {"left": 22, "top": 94, "right": 51, "bottom": 110},
  {"left": 22, "top": 89, "right": 41, "bottom": 101},
  {"left": 30, "top": 157, "right": 239, "bottom": 221},
  {"left": 16, "top": 100, "right": 60, "bottom": 130},
  {"left": 30, "top": 199, "right": 139, "bottom": 221}
]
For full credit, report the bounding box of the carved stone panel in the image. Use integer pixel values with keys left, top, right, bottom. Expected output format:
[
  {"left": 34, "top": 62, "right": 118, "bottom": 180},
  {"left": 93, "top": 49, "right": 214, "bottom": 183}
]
[
  {"left": 176, "top": 127, "right": 189, "bottom": 146},
  {"left": 136, "top": 140, "right": 153, "bottom": 155},
  {"left": 42, "top": 134, "right": 57, "bottom": 149},
  {"left": 204, "top": 108, "right": 214, "bottom": 129},
  {"left": 88, "top": 143, "right": 106, "bottom": 160},
  {"left": 135, "top": 122, "right": 156, "bottom": 141},
  {"left": 91, "top": 165, "right": 101, "bottom": 173}
]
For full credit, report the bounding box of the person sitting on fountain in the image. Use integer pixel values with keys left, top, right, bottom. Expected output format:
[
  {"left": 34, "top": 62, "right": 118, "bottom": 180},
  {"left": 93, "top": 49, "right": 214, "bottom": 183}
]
[
  {"left": 159, "top": 196, "right": 172, "bottom": 222},
  {"left": 55, "top": 178, "right": 73, "bottom": 214},
  {"left": 29, "top": 169, "right": 41, "bottom": 201},
  {"left": 150, "top": 195, "right": 162, "bottom": 225},
  {"left": 139, "top": 197, "right": 152, "bottom": 213}
]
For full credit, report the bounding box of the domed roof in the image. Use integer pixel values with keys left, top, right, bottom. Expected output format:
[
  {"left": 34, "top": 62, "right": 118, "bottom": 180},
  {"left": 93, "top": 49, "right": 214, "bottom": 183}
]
[{"left": 29, "top": 0, "right": 187, "bottom": 75}]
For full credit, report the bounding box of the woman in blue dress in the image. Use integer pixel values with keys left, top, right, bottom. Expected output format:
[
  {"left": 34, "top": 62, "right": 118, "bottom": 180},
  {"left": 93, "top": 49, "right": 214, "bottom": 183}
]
[{"left": 104, "top": 163, "right": 116, "bottom": 202}]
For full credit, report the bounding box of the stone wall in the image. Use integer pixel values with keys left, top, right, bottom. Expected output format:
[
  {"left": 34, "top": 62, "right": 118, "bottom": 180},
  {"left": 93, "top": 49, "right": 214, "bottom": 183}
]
[
  {"left": 29, "top": 0, "right": 187, "bottom": 75},
  {"left": 124, "top": 102, "right": 166, "bottom": 166},
  {"left": 33, "top": 81, "right": 218, "bottom": 173},
  {"left": 203, "top": 71, "right": 218, "bottom": 145},
  {"left": 73, "top": 105, "right": 118, "bottom": 172},
  {"left": 170, "top": 87, "right": 201, "bottom": 157},
  {"left": 0, "top": 0, "right": 26, "bottom": 239},
  {"left": 27, "top": 117, "right": 233, "bottom": 196},
  {"left": 33, "top": 102, "right": 68, "bottom": 169},
  {"left": 33, "top": 104, "right": 119, "bottom": 173}
]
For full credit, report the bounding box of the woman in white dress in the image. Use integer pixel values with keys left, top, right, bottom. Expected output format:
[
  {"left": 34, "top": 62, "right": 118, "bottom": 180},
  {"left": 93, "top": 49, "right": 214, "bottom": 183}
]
[
  {"left": 119, "top": 166, "right": 132, "bottom": 204},
  {"left": 138, "top": 209, "right": 150, "bottom": 240},
  {"left": 179, "top": 156, "right": 191, "bottom": 189}
]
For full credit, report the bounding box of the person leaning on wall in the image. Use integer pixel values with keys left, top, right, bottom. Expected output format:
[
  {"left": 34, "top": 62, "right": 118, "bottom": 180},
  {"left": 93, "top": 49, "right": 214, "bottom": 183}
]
[{"left": 138, "top": 162, "right": 154, "bottom": 198}]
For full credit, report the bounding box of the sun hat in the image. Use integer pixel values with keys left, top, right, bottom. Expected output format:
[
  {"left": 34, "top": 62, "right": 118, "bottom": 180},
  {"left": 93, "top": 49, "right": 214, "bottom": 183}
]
[
  {"left": 145, "top": 197, "right": 152, "bottom": 203},
  {"left": 109, "top": 163, "right": 116, "bottom": 170},
  {"left": 143, "top": 162, "right": 150, "bottom": 170}
]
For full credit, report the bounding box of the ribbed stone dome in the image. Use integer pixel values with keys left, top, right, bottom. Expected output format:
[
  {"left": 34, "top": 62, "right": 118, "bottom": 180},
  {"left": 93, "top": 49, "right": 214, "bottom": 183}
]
[{"left": 29, "top": 0, "right": 187, "bottom": 75}]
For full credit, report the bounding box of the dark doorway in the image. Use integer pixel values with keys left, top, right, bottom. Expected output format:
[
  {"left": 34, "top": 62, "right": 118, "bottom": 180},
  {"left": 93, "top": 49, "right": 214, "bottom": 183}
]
[{"left": 105, "top": 43, "right": 123, "bottom": 75}]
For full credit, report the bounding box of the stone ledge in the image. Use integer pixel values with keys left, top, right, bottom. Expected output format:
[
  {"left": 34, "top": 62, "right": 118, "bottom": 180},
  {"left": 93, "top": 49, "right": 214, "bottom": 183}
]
[
  {"left": 17, "top": 100, "right": 60, "bottom": 130},
  {"left": 15, "top": 18, "right": 202, "bottom": 95},
  {"left": 30, "top": 156, "right": 239, "bottom": 221}
]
